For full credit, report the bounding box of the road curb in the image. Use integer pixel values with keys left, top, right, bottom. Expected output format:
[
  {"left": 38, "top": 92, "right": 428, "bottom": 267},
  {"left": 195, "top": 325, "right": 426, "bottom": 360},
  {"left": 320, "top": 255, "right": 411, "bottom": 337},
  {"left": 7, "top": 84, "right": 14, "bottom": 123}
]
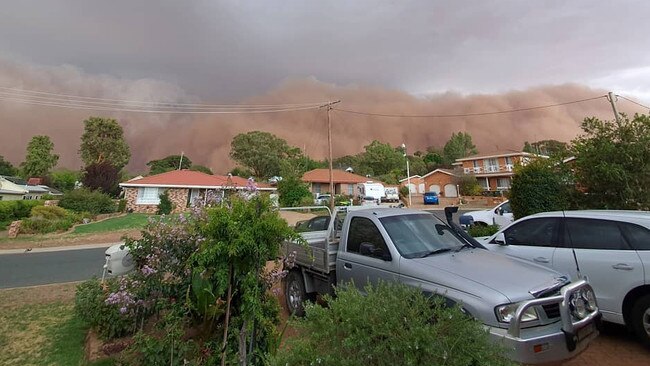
[{"left": 0, "top": 242, "right": 122, "bottom": 255}]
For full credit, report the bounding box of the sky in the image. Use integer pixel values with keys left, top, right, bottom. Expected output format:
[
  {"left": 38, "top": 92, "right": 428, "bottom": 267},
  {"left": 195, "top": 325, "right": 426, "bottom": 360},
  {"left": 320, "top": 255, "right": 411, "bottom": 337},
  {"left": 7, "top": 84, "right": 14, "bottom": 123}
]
[{"left": 0, "top": 0, "right": 649, "bottom": 172}]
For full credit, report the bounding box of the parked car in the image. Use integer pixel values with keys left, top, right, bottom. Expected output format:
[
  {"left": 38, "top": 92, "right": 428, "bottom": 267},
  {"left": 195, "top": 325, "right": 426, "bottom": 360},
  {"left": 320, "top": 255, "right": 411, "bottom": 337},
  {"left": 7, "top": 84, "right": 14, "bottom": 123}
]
[
  {"left": 360, "top": 195, "right": 380, "bottom": 206},
  {"left": 423, "top": 191, "right": 439, "bottom": 205},
  {"left": 482, "top": 210, "right": 650, "bottom": 345},
  {"left": 313, "top": 194, "right": 331, "bottom": 205},
  {"left": 460, "top": 200, "right": 513, "bottom": 228},
  {"left": 282, "top": 206, "right": 600, "bottom": 364},
  {"left": 384, "top": 187, "right": 400, "bottom": 202}
]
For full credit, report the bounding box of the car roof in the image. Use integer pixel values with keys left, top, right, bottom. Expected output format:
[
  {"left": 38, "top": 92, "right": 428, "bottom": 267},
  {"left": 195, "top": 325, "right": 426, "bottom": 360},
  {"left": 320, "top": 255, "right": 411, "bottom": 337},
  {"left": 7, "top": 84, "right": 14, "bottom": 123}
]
[{"left": 528, "top": 210, "right": 650, "bottom": 225}]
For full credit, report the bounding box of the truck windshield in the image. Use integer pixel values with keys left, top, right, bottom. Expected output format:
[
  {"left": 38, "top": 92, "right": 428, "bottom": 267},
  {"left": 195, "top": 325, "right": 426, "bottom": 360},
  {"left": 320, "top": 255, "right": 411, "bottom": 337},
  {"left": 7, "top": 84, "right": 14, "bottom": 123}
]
[{"left": 379, "top": 214, "right": 465, "bottom": 258}]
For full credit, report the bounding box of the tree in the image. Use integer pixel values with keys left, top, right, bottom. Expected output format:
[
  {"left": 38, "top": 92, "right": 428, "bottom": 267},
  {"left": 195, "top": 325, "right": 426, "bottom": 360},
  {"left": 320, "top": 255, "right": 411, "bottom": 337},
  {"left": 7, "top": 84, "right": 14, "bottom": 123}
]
[
  {"left": 442, "top": 132, "right": 478, "bottom": 165},
  {"left": 230, "top": 166, "right": 254, "bottom": 178},
  {"left": 51, "top": 169, "right": 80, "bottom": 192},
  {"left": 571, "top": 114, "right": 650, "bottom": 210},
  {"left": 189, "top": 165, "right": 213, "bottom": 175},
  {"left": 230, "top": 131, "right": 292, "bottom": 178},
  {"left": 79, "top": 117, "right": 131, "bottom": 170},
  {"left": 157, "top": 190, "right": 173, "bottom": 214},
  {"left": 20, "top": 135, "right": 59, "bottom": 178},
  {"left": 457, "top": 175, "right": 482, "bottom": 196},
  {"left": 0, "top": 155, "right": 17, "bottom": 176},
  {"left": 146, "top": 155, "right": 192, "bottom": 175},
  {"left": 82, "top": 161, "right": 121, "bottom": 196},
  {"left": 509, "top": 159, "right": 574, "bottom": 219},
  {"left": 522, "top": 139, "right": 569, "bottom": 157},
  {"left": 277, "top": 175, "right": 312, "bottom": 207},
  {"left": 361, "top": 140, "right": 403, "bottom": 177}
]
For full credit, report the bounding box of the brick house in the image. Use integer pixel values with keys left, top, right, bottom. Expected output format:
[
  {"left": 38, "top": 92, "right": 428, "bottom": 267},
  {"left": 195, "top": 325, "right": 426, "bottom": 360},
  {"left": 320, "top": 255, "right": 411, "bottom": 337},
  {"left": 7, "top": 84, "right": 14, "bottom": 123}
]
[
  {"left": 119, "top": 170, "right": 275, "bottom": 213},
  {"left": 301, "top": 169, "right": 377, "bottom": 196},
  {"left": 454, "top": 150, "right": 546, "bottom": 192},
  {"left": 399, "top": 169, "right": 459, "bottom": 197}
]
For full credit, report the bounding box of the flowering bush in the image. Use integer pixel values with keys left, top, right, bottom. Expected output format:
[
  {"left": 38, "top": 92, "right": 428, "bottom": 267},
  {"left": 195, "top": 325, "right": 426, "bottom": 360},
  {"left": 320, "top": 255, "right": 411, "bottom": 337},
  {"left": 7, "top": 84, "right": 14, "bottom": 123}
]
[
  {"left": 75, "top": 182, "right": 301, "bottom": 364},
  {"left": 75, "top": 278, "right": 138, "bottom": 339}
]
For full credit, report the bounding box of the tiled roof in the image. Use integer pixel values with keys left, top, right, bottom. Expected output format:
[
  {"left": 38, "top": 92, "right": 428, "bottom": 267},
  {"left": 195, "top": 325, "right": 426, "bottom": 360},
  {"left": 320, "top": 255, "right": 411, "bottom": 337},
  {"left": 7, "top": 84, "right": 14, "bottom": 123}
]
[
  {"left": 301, "top": 169, "right": 375, "bottom": 184},
  {"left": 120, "top": 170, "right": 274, "bottom": 190}
]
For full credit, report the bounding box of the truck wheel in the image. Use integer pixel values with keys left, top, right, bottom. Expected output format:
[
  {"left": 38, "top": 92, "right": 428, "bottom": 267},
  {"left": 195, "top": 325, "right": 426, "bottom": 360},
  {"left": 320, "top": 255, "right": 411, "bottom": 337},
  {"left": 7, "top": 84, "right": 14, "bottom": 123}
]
[
  {"left": 285, "top": 270, "right": 308, "bottom": 316},
  {"left": 631, "top": 294, "right": 650, "bottom": 346}
]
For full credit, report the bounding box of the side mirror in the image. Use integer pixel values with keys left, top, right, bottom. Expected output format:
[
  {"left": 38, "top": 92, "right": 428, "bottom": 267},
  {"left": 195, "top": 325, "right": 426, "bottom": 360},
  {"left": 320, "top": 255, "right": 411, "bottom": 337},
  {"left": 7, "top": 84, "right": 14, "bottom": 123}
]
[
  {"left": 359, "top": 242, "right": 375, "bottom": 256},
  {"left": 494, "top": 232, "right": 507, "bottom": 245},
  {"left": 495, "top": 207, "right": 504, "bottom": 215}
]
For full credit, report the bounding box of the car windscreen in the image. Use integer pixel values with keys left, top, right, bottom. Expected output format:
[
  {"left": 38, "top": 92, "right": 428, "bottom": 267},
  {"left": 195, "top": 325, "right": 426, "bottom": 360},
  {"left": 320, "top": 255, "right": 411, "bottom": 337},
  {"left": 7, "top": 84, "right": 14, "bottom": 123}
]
[{"left": 379, "top": 214, "right": 464, "bottom": 258}]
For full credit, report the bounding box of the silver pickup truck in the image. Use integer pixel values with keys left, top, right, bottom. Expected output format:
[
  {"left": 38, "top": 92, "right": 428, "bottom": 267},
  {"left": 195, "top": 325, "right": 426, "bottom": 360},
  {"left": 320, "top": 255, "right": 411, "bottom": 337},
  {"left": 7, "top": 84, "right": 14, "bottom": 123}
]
[{"left": 282, "top": 206, "right": 600, "bottom": 364}]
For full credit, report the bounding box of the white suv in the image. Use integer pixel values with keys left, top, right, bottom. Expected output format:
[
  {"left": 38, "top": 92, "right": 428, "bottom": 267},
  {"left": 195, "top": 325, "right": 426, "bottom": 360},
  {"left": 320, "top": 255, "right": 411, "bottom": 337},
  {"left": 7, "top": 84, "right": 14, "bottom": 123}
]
[{"left": 483, "top": 210, "right": 650, "bottom": 345}]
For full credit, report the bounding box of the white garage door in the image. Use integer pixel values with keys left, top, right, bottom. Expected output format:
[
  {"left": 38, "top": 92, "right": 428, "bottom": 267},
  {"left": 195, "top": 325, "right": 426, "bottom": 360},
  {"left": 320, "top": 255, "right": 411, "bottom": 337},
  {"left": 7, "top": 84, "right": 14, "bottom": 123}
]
[
  {"left": 444, "top": 184, "right": 458, "bottom": 197},
  {"left": 429, "top": 185, "right": 441, "bottom": 194}
]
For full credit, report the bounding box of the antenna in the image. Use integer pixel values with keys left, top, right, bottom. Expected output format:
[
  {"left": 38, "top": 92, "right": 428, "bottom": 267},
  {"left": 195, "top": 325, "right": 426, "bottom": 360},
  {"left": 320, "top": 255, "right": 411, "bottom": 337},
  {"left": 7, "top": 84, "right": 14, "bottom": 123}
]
[
  {"left": 562, "top": 211, "right": 582, "bottom": 279},
  {"left": 178, "top": 151, "right": 184, "bottom": 170}
]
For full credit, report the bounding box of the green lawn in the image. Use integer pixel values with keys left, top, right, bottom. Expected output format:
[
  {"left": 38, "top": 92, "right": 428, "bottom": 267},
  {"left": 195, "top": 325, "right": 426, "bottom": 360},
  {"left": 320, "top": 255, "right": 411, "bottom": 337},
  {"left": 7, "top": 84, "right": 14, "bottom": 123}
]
[
  {"left": 0, "top": 283, "right": 115, "bottom": 366},
  {"left": 73, "top": 213, "right": 152, "bottom": 234}
]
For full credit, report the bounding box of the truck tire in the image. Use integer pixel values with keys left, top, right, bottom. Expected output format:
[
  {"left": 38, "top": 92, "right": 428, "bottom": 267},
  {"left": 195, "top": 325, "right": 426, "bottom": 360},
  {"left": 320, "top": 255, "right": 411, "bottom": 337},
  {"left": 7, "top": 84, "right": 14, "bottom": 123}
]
[
  {"left": 285, "top": 270, "right": 308, "bottom": 316},
  {"left": 631, "top": 294, "right": 650, "bottom": 346}
]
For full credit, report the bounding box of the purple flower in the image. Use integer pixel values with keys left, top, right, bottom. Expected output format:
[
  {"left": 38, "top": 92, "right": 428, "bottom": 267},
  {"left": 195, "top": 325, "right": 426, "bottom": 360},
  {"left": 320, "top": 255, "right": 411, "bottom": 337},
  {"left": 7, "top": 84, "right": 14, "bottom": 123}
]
[
  {"left": 141, "top": 265, "right": 156, "bottom": 276},
  {"left": 119, "top": 307, "right": 128, "bottom": 314}
]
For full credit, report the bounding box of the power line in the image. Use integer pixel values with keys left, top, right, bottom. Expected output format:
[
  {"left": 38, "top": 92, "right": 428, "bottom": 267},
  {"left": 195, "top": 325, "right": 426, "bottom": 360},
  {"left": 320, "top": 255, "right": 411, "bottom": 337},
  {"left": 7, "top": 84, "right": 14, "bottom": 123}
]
[
  {"left": 0, "top": 86, "right": 326, "bottom": 109},
  {"left": 0, "top": 95, "right": 322, "bottom": 114},
  {"left": 333, "top": 95, "right": 608, "bottom": 118},
  {"left": 616, "top": 94, "right": 650, "bottom": 110}
]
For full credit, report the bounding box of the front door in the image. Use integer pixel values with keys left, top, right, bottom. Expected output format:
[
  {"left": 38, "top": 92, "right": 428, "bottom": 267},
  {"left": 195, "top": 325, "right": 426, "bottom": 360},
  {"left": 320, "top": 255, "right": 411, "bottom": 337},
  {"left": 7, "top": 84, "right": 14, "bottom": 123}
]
[{"left": 337, "top": 216, "right": 398, "bottom": 290}]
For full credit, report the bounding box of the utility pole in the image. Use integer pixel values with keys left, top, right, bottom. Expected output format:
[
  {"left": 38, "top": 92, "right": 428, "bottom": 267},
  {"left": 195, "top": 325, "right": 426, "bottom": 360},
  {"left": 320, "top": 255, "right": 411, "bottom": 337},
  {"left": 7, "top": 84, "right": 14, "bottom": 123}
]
[
  {"left": 178, "top": 151, "right": 184, "bottom": 170},
  {"left": 320, "top": 100, "right": 341, "bottom": 212},
  {"left": 401, "top": 143, "right": 412, "bottom": 207},
  {"left": 607, "top": 91, "right": 622, "bottom": 124}
]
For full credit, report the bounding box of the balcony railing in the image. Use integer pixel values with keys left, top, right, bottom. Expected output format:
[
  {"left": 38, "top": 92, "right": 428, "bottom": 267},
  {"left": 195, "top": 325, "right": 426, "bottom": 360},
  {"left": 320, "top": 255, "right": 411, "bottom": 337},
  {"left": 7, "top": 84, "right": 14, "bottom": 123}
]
[{"left": 463, "top": 164, "right": 515, "bottom": 174}]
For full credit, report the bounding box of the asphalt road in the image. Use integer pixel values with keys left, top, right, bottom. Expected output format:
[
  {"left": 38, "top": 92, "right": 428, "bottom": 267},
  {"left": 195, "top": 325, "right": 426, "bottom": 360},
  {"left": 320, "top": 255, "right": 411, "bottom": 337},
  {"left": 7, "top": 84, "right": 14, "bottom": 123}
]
[
  {"left": 0, "top": 209, "right": 471, "bottom": 289},
  {"left": 0, "top": 247, "right": 107, "bottom": 289}
]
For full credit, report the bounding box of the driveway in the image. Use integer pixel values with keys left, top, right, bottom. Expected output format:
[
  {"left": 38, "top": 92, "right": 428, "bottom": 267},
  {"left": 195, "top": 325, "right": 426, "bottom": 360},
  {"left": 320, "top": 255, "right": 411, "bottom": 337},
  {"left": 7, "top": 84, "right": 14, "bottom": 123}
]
[{"left": 564, "top": 322, "right": 650, "bottom": 365}]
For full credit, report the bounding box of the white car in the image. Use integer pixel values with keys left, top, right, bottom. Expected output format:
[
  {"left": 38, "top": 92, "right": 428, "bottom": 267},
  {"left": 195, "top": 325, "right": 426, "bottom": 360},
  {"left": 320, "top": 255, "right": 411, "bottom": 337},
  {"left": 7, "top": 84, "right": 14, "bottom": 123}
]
[
  {"left": 483, "top": 210, "right": 650, "bottom": 345},
  {"left": 314, "top": 194, "right": 331, "bottom": 205},
  {"left": 460, "top": 200, "right": 514, "bottom": 228}
]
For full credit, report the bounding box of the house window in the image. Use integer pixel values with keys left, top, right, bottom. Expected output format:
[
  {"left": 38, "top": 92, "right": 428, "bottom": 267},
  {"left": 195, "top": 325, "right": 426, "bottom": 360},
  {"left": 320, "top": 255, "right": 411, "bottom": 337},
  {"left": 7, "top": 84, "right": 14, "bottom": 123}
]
[
  {"left": 478, "top": 179, "right": 489, "bottom": 190},
  {"left": 347, "top": 184, "right": 354, "bottom": 195},
  {"left": 137, "top": 187, "right": 160, "bottom": 204},
  {"left": 497, "top": 178, "right": 511, "bottom": 189},
  {"left": 505, "top": 156, "right": 513, "bottom": 165},
  {"left": 484, "top": 158, "right": 499, "bottom": 173},
  {"left": 313, "top": 183, "right": 321, "bottom": 193}
]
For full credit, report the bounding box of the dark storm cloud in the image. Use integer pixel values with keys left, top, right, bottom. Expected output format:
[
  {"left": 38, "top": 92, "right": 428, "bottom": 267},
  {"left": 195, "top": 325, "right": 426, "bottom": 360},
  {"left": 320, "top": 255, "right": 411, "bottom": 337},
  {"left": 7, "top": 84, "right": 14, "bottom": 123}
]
[{"left": 1, "top": 0, "right": 649, "bottom": 99}]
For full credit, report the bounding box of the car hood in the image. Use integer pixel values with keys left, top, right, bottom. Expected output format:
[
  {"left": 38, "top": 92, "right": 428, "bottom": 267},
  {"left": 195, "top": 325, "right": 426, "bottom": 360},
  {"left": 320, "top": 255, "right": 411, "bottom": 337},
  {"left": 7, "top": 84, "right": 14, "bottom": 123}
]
[{"left": 402, "top": 248, "right": 567, "bottom": 304}]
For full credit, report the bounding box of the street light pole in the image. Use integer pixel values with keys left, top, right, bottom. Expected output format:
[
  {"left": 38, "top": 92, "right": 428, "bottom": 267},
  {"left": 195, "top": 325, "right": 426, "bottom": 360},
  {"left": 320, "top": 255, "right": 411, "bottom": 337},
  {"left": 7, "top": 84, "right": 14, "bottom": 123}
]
[{"left": 401, "top": 143, "right": 412, "bottom": 207}]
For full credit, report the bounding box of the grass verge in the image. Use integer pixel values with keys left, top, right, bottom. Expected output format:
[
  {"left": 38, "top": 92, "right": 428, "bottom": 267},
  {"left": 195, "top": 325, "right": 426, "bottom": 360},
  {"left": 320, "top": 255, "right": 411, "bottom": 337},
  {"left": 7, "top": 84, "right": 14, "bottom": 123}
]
[{"left": 0, "top": 282, "right": 114, "bottom": 366}]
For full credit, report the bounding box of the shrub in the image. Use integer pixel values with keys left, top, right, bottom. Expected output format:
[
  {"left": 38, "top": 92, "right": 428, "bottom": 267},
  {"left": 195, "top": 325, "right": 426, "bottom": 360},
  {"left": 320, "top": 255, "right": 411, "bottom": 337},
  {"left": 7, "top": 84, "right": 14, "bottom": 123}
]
[
  {"left": 458, "top": 175, "right": 482, "bottom": 196},
  {"left": 468, "top": 224, "right": 500, "bottom": 237},
  {"left": 117, "top": 199, "right": 127, "bottom": 213},
  {"left": 277, "top": 175, "right": 311, "bottom": 207},
  {"left": 59, "top": 189, "right": 116, "bottom": 214},
  {"left": 128, "top": 312, "right": 197, "bottom": 366},
  {"left": 399, "top": 185, "right": 409, "bottom": 198},
  {"left": 0, "top": 200, "right": 44, "bottom": 222},
  {"left": 75, "top": 278, "right": 136, "bottom": 340},
  {"left": 510, "top": 159, "right": 573, "bottom": 219},
  {"left": 20, "top": 216, "right": 78, "bottom": 234},
  {"left": 30, "top": 205, "right": 69, "bottom": 220},
  {"left": 272, "top": 282, "right": 514, "bottom": 366},
  {"left": 157, "top": 191, "right": 173, "bottom": 215}
]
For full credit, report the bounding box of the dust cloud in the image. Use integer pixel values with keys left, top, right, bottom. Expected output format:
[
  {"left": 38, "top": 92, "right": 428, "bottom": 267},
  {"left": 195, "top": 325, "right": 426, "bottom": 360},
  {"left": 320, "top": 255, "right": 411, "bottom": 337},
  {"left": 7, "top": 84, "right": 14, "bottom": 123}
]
[{"left": 0, "top": 60, "right": 641, "bottom": 174}]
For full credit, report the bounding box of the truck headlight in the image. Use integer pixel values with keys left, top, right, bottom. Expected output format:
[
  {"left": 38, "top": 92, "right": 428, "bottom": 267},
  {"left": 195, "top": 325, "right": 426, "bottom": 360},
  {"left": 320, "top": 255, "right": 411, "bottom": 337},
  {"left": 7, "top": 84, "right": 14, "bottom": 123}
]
[
  {"left": 496, "top": 303, "right": 538, "bottom": 323},
  {"left": 581, "top": 287, "right": 597, "bottom": 312},
  {"left": 570, "top": 287, "right": 597, "bottom": 319}
]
